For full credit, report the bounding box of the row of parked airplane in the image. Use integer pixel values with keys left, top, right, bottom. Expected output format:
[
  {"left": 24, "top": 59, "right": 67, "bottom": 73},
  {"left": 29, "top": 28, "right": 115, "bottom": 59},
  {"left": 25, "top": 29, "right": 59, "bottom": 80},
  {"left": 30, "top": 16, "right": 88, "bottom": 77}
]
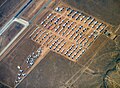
[
  {"left": 54, "top": 6, "right": 107, "bottom": 32},
  {"left": 15, "top": 47, "right": 42, "bottom": 84}
]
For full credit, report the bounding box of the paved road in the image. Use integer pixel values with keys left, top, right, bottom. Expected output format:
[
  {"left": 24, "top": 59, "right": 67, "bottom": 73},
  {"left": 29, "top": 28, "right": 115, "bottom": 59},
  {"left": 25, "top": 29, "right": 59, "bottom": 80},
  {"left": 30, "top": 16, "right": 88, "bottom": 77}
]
[
  {"left": 0, "top": 0, "right": 52, "bottom": 58},
  {"left": 0, "top": 0, "right": 33, "bottom": 35},
  {"left": 0, "top": 18, "right": 29, "bottom": 56},
  {"left": 15, "top": 0, "right": 33, "bottom": 18}
]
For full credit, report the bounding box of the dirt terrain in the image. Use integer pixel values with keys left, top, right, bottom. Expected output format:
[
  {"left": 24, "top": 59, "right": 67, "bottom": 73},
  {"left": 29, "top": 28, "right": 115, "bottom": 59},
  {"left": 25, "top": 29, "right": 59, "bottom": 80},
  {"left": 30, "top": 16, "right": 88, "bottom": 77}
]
[{"left": 0, "top": 0, "right": 120, "bottom": 88}]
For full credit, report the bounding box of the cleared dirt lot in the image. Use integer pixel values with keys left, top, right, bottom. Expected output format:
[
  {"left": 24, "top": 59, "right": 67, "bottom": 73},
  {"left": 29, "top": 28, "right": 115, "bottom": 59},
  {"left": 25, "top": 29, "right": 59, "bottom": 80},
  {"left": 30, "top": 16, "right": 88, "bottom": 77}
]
[{"left": 32, "top": 1, "right": 110, "bottom": 62}]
